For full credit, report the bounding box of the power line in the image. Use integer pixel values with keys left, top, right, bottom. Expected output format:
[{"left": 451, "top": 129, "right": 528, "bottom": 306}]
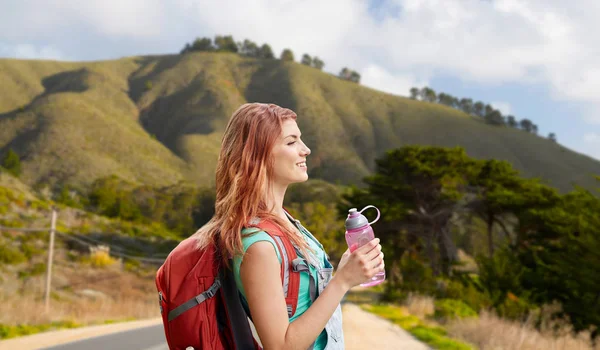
[
  {"left": 54, "top": 231, "right": 167, "bottom": 263},
  {"left": 0, "top": 225, "right": 52, "bottom": 233}
]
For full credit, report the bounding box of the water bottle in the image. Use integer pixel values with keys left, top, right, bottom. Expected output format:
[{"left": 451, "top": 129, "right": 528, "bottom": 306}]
[{"left": 344, "top": 205, "right": 385, "bottom": 287}]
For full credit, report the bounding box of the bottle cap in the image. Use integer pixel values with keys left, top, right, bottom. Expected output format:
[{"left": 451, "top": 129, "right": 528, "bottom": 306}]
[{"left": 345, "top": 208, "right": 369, "bottom": 230}]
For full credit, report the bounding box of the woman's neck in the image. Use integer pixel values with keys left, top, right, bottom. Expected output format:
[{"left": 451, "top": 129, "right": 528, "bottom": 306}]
[{"left": 266, "top": 182, "right": 288, "bottom": 221}]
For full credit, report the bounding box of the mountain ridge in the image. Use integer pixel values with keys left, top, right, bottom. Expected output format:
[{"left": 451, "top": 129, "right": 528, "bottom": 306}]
[{"left": 1, "top": 52, "right": 599, "bottom": 193}]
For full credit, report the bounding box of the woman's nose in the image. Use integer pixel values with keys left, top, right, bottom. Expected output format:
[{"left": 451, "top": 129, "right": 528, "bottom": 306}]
[{"left": 302, "top": 143, "right": 311, "bottom": 156}]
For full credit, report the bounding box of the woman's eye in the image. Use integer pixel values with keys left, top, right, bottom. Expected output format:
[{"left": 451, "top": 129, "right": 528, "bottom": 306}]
[{"left": 287, "top": 141, "right": 296, "bottom": 145}]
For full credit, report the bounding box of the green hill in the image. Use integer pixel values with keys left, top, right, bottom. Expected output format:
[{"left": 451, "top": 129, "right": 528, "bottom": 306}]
[{"left": 1, "top": 52, "right": 599, "bottom": 193}]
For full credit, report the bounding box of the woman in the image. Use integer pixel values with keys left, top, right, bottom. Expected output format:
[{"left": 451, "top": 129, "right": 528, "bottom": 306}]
[{"left": 193, "top": 103, "right": 385, "bottom": 350}]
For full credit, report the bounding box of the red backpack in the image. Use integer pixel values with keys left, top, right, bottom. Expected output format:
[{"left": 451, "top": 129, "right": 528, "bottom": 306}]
[{"left": 155, "top": 217, "right": 301, "bottom": 350}]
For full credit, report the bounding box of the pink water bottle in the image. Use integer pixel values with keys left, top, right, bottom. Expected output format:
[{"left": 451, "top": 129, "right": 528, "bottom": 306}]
[{"left": 344, "top": 205, "right": 385, "bottom": 287}]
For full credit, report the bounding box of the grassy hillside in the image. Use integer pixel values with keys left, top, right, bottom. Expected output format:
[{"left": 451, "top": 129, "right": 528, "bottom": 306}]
[{"left": 1, "top": 52, "right": 599, "bottom": 193}]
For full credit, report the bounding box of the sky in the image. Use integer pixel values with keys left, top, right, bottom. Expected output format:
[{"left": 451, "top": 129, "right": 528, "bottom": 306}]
[{"left": 1, "top": 0, "right": 599, "bottom": 161}]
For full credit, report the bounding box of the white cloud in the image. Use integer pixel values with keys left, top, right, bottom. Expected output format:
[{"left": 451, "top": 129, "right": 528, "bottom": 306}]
[
  {"left": 0, "top": 43, "right": 68, "bottom": 61},
  {"left": 2, "top": 0, "right": 600, "bottom": 122},
  {"left": 361, "top": 64, "right": 428, "bottom": 97},
  {"left": 491, "top": 102, "right": 512, "bottom": 116},
  {"left": 0, "top": 0, "right": 167, "bottom": 40},
  {"left": 584, "top": 132, "right": 600, "bottom": 144}
]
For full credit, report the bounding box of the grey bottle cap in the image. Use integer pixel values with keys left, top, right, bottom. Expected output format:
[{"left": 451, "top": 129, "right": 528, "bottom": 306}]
[{"left": 345, "top": 208, "right": 369, "bottom": 230}]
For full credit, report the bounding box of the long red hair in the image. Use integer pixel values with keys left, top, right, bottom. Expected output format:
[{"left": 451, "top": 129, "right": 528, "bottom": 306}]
[{"left": 192, "top": 103, "right": 312, "bottom": 264}]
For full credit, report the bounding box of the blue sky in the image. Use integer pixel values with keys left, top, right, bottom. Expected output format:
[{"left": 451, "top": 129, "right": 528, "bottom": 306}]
[{"left": 1, "top": 0, "right": 599, "bottom": 161}]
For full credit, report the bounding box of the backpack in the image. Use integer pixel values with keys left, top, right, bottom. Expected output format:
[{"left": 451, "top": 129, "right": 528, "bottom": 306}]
[{"left": 155, "top": 216, "right": 301, "bottom": 350}]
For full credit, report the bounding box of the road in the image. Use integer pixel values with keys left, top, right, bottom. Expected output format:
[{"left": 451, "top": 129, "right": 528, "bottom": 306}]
[
  {"left": 1, "top": 303, "right": 429, "bottom": 350},
  {"left": 41, "top": 324, "right": 167, "bottom": 350}
]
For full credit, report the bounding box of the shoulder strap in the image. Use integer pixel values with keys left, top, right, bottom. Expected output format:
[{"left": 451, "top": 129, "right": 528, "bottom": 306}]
[{"left": 253, "top": 219, "right": 300, "bottom": 319}]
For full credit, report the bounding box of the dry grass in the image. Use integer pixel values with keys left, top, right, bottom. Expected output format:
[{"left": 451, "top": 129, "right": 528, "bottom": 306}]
[
  {"left": 404, "top": 293, "right": 435, "bottom": 319},
  {"left": 447, "top": 310, "right": 600, "bottom": 350},
  {"left": 0, "top": 256, "right": 160, "bottom": 327},
  {"left": 0, "top": 291, "right": 158, "bottom": 325}
]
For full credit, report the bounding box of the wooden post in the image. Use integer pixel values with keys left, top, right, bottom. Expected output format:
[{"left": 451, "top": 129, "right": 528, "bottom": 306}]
[{"left": 44, "top": 208, "right": 57, "bottom": 314}]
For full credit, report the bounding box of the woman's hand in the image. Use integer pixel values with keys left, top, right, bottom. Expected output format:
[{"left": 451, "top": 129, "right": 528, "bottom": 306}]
[{"left": 334, "top": 238, "right": 384, "bottom": 291}]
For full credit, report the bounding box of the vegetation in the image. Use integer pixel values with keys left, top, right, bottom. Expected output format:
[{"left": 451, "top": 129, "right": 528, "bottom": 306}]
[
  {"left": 0, "top": 320, "right": 81, "bottom": 339},
  {"left": 1, "top": 53, "right": 598, "bottom": 193},
  {"left": 409, "top": 86, "right": 552, "bottom": 139},
  {"left": 363, "top": 303, "right": 474, "bottom": 350},
  {"left": 340, "top": 145, "right": 600, "bottom": 341},
  {"left": 1, "top": 43, "right": 600, "bottom": 347},
  {"left": 179, "top": 35, "right": 326, "bottom": 71},
  {"left": 1, "top": 148, "right": 21, "bottom": 177}
]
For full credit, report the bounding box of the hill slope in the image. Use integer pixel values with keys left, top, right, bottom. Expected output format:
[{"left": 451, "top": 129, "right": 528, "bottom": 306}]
[{"left": 1, "top": 52, "right": 599, "bottom": 192}]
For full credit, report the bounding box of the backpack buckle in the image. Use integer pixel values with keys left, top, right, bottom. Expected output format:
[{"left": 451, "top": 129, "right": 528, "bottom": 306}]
[
  {"left": 205, "top": 288, "right": 216, "bottom": 299},
  {"left": 205, "top": 278, "right": 221, "bottom": 299}
]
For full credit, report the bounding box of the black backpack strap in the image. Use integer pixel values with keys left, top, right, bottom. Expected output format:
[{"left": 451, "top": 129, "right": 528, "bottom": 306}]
[{"left": 222, "top": 262, "right": 259, "bottom": 349}]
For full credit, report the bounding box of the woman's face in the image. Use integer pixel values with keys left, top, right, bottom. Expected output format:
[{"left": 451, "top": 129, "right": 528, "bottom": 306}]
[{"left": 270, "top": 119, "right": 311, "bottom": 187}]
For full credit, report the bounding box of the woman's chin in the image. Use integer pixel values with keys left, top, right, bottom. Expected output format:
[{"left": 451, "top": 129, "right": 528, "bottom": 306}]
[{"left": 293, "top": 173, "right": 309, "bottom": 183}]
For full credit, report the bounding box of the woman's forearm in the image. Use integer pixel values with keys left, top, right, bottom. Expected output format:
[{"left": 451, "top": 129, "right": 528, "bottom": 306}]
[{"left": 282, "top": 276, "right": 348, "bottom": 350}]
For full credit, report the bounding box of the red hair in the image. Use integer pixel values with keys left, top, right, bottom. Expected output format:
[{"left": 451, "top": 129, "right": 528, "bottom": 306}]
[{"left": 193, "top": 103, "right": 312, "bottom": 265}]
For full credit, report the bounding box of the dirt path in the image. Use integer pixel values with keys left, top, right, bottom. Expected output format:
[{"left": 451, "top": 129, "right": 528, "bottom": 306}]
[{"left": 342, "top": 302, "right": 431, "bottom": 350}]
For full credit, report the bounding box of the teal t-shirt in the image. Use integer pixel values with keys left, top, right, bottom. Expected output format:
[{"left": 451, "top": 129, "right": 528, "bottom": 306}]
[{"left": 233, "top": 225, "right": 328, "bottom": 349}]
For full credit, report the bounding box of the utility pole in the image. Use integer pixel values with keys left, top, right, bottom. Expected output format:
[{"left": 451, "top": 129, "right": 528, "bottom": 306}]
[{"left": 44, "top": 208, "right": 57, "bottom": 314}]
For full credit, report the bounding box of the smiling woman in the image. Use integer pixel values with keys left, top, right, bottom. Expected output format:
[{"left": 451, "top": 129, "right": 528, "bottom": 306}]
[
  {"left": 186, "top": 102, "right": 385, "bottom": 350},
  {"left": 271, "top": 118, "right": 311, "bottom": 185}
]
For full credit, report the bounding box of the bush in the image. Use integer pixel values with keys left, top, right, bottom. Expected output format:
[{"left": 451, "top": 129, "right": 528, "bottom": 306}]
[
  {"left": 0, "top": 320, "right": 80, "bottom": 339},
  {"left": 495, "top": 292, "right": 538, "bottom": 320},
  {"left": 441, "top": 277, "right": 494, "bottom": 313},
  {"left": 0, "top": 244, "right": 27, "bottom": 264},
  {"left": 1, "top": 149, "right": 21, "bottom": 177},
  {"left": 88, "top": 250, "right": 116, "bottom": 268},
  {"left": 434, "top": 299, "right": 478, "bottom": 321}
]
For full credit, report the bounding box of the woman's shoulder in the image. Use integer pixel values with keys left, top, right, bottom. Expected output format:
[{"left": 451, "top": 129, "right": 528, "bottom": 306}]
[{"left": 239, "top": 227, "right": 282, "bottom": 263}]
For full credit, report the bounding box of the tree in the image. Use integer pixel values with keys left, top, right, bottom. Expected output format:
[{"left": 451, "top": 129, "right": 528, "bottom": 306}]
[
  {"left": 519, "top": 119, "right": 533, "bottom": 132},
  {"left": 484, "top": 104, "right": 494, "bottom": 116},
  {"left": 312, "top": 57, "right": 324, "bottom": 70},
  {"left": 467, "top": 159, "right": 524, "bottom": 256},
  {"left": 437, "top": 93, "right": 455, "bottom": 107},
  {"left": 301, "top": 54, "right": 312, "bottom": 66},
  {"left": 349, "top": 71, "right": 360, "bottom": 83},
  {"left": 214, "top": 35, "right": 238, "bottom": 53},
  {"left": 181, "top": 37, "right": 214, "bottom": 54},
  {"left": 239, "top": 39, "right": 259, "bottom": 57},
  {"left": 531, "top": 124, "right": 538, "bottom": 135},
  {"left": 473, "top": 101, "right": 485, "bottom": 117},
  {"left": 339, "top": 68, "right": 360, "bottom": 83},
  {"left": 343, "top": 146, "right": 477, "bottom": 276},
  {"left": 339, "top": 67, "right": 351, "bottom": 80},
  {"left": 409, "top": 87, "right": 420, "bottom": 100},
  {"left": 420, "top": 87, "right": 437, "bottom": 102},
  {"left": 280, "top": 48, "right": 294, "bottom": 61},
  {"left": 459, "top": 98, "right": 474, "bottom": 114},
  {"left": 484, "top": 110, "right": 505, "bottom": 126},
  {"left": 548, "top": 133, "right": 557, "bottom": 142},
  {"left": 514, "top": 187, "right": 600, "bottom": 333},
  {"left": 507, "top": 115, "right": 518, "bottom": 128},
  {"left": 450, "top": 97, "right": 460, "bottom": 109},
  {"left": 2, "top": 148, "right": 21, "bottom": 177},
  {"left": 258, "top": 44, "right": 274, "bottom": 59}
]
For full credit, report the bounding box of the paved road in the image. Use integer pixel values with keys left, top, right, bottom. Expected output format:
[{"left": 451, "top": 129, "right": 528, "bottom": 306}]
[
  {"left": 32, "top": 303, "right": 429, "bottom": 350},
  {"left": 41, "top": 324, "right": 168, "bottom": 350}
]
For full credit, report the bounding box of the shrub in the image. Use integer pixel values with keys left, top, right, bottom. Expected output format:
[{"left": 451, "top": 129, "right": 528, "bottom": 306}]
[
  {"left": 434, "top": 299, "right": 478, "bottom": 321},
  {"left": 1, "top": 149, "right": 21, "bottom": 177},
  {"left": 0, "top": 244, "right": 27, "bottom": 264},
  {"left": 88, "top": 250, "right": 116, "bottom": 268},
  {"left": 442, "top": 277, "right": 494, "bottom": 312}
]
